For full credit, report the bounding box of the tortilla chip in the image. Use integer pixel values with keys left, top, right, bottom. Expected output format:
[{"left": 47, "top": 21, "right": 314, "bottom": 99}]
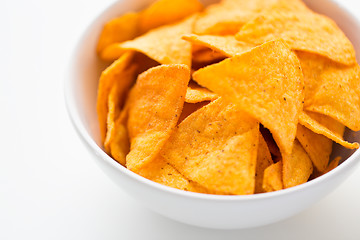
[
  {"left": 262, "top": 160, "right": 283, "bottom": 192},
  {"left": 236, "top": 1, "right": 356, "bottom": 65},
  {"left": 182, "top": 34, "right": 255, "bottom": 57},
  {"left": 185, "top": 81, "right": 218, "bottom": 103},
  {"left": 325, "top": 156, "right": 341, "bottom": 173},
  {"left": 139, "top": 0, "right": 203, "bottom": 34},
  {"left": 161, "top": 98, "right": 259, "bottom": 195},
  {"left": 193, "top": 40, "right": 304, "bottom": 155},
  {"left": 101, "top": 16, "right": 195, "bottom": 66},
  {"left": 255, "top": 134, "right": 274, "bottom": 193},
  {"left": 283, "top": 139, "right": 313, "bottom": 189},
  {"left": 297, "top": 54, "right": 360, "bottom": 131},
  {"left": 296, "top": 124, "right": 332, "bottom": 172},
  {"left": 97, "top": 52, "right": 135, "bottom": 142},
  {"left": 96, "top": 12, "right": 139, "bottom": 54},
  {"left": 299, "top": 111, "right": 359, "bottom": 149},
  {"left": 137, "top": 155, "right": 210, "bottom": 193},
  {"left": 178, "top": 101, "right": 210, "bottom": 123},
  {"left": 193, "top": 0, "right": 280, "bottom": 35},
  {"left": 126, "top": 64, "right": 190, "bottom": 172},
  {"left": 192, "top": 48, "right": 226, "bottom": 66}
]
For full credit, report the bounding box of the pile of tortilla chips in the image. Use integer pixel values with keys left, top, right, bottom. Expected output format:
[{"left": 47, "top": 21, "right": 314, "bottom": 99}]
[{"left": 96, "top": 0, "right": 360, "bottom": 195}]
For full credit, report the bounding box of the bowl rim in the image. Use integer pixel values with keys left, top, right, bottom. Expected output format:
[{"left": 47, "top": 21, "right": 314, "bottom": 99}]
[{"left": 64, "top": 0, "right": 360, "bottom": 202}]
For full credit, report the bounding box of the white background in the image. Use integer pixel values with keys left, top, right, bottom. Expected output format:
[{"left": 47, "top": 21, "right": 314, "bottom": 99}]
[{"left": 1, "top": 0, "right": 360, "bottom": 239}]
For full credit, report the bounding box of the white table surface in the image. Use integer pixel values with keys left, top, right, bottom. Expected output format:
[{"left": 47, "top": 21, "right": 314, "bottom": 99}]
[{"left": 1, "top": 0, "right": 360, "bottom": 239}]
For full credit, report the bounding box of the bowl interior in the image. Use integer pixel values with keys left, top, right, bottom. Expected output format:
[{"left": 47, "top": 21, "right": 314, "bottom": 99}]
[{"left": 67, "top": 0, "right": 360, "bottom": 193}]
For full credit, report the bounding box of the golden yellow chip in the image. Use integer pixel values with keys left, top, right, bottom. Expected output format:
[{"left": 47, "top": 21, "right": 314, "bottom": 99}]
[
  {"left": 97, "top": 52, "right": 135, "bottom": 142},
  {"left": 193, "top": 0, "right": 280, "bottom": 35},
  {"left": 182, "top": 34, "right": 255, "bottom": 57},
  {"left": 262, "top": 160, "right": 283, "bottom": 192},
  {"left": 126, "top": 64, "right": 190, "bottom": 172},
  {"left": 101, "top": 16, "right": 195, "bottom": 66},
  {"left": 161, "top": 98, "right": 259, "bottom": 195},
  {"left": 299, "top": 111, "right": 359, "bottom": 149},
  {"left": 139, "top": 0, "right": 203, "bottom": 34},
  {"left": 296, "top": 124, "right": 332, "bottom": 172},
  {"left": 192, "top": 48, "right": 226, "bottom": 67},
  {"left": 236, "top": 1, "right": 356, "bottom": 65},
  {"left": 185, "top": 82, "right": 218, "bottom": 103},
  {"left": 255, "top": 134, "right": 274, "bottom": 193},
  {"left": 96, "top": 12, "right": 139, "bottom": 54},
  {"left": 283, "top": 139, "right": 313, "bottom": 189},
  {"left": 137, "top": 155, "right": 209, "bottom": 193},
  {"left": 193, "top": 40, "right": 304, "bottom": 155}
]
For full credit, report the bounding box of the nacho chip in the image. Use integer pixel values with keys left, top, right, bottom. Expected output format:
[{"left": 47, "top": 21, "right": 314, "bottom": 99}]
[
  {"left": 236, "top": 1, "right": 356, "bottom": 65},
  {"left": 192, "top": 48, "right": 226, "bottom": 66},
  {"left": 255, "top": 134, "right": 274, "bottom": 193},
  {"left": 193, "top": 0, "right": 280, "bottom": 35},
  {"left": 96, "top": 12, "right": 139, "bottom": 54},
  {"left": 185, "top": 82, "right": 218, "bottom": 103},
  {"left": 137, "top": 155, "right": 209, "bottom": 193},
  {"left": 296, "top": 124, "right": 332, "bottom": 172},
  {"left": 283, "top": 139, "right": 313, "bottom": 189},
  {"left": 101, "top": 16, "right": 195, "bottom": 66},
  {"left": 193, "top": 40, "right": 304, "bottom": 155},
  {"left": 262, "top": 160, "right": 283, "bottom": 192},
  {"left": 182, "top": 34, "right": 255, "bottom": 57},
  {"left": 97, "top": 52, "right": 134, "bottom": 142},
  {"left": 139, "top": 0, "right": 203, "bottom": 34},
  {"left": 299, "top": 111, "right": 359, "bottom": 149},
  {"left": 178, "top": 101, "right": 210, "bottom": 123},
  {"left": 126, "top": 64, "right": 190, "bottom": 172},
  {"left": 161, "top": 98, "right": 259, "bottom": 195}
]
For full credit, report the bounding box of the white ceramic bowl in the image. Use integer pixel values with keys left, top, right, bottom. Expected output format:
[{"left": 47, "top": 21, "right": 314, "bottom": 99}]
[{"left": 65, "top": 0, "right": 360, "bottom": 229}]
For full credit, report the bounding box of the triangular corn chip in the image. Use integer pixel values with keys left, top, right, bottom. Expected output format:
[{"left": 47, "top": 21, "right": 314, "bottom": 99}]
[
  {"left": 193, "top": 40, "right": 304, "bottom": 155},
  {"left": 139, "top": 0, "right": 203, "bottom": 34},
  {"left": 185, "top": 81, "right": 218, "bottom": 103},
  {"left": 137, "top": 155, "right": 209, "bottom": 193},
  {"left": 296, "top": 124, "right": 332, "bottom": 172},
  {"left": 299, "top": 111, "right": 359, "bottom": 149},
  {"left": 126, "top": 64, "right": 190, "bottom": 172},
  {"left": 193, "top": 0, "right": 280, "bottom": 35},
  {"left": 236, "top": 1, "right": 356, "bottom": 65},
  {"left": 262, "top": 160, "right": 283, "bottom": 192},
  {"left": 161, "top": 98, "right": 259, "bottom": 195},
  {"left": 255, "top": 134, "right": 274, "bottom": 193},
  {"left": 101, "top": 16, "right": 195, "bottom": 66},
  {"left": 296, "top": 51, "right": 360, "bottom": 131},
  {"left": 96, "top": 13, "right": 139, "bottom": 54},
  {"left": 182, "top": 34, "right": 255, "bottom": 57},
  {"left": 283, "top": 139, "right": 313, "bottom": 189},
  {"left": 97, "top": 52, "right": 134, "bottom": 142}
]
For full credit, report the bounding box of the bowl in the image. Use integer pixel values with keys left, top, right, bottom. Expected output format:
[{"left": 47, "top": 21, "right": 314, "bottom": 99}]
[{"left": 65, "top": 0, "right": 360, "bottom": 229}]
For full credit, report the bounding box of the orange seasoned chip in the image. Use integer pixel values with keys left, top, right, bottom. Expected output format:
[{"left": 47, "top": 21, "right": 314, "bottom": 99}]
[
  {"left": 283, "top": 140, "right": 313, "bottom": 189},
  {"left": 185, "top": 82, "right": 218, "bottom": 103},
  {"left": 182, "top": 34, "right": 255, "bottom": 57},
  {"left": 193, "top": 40, "right": 304, "bottom": 155},
  {"left": 296, "top": 124, "right": 332, "bottom": 172},
  {"left": 126, "top": 64, "right": 190, "bottom": 172},
  {"left": 96, "top": 12, "right": 139, "bottom": 54},
  {"left": 97, "top": 52, "right": 135, "bottom": 142},
  {"left": 193, "top": 0, "right": 280, "bottom": 35},
  {"left": 262, "top": 160, "right": 283, "bottom": 192},
  {"left": 101, "top": 16, "right": 195, "bottom": 66},
  {"left": 255, "top": 134, "right": 274, "bottom": 193},
  {"left": 137, "top": 155, "right": 209, "bottom": 193},
  {"left": 236, "top": 1, "right": 356, "bottom": 65},
  {"left": 299, "top": 111, "right": 359, "bottom": 149},
  {"left": 178, "top": 101, "right": 210, "bottom": 123},
  {"left": 139, "top": 0, "right": 203, "bottom": 34},
  {"left": 161, "top": 98, "right": 259, "bottom": 195}
]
